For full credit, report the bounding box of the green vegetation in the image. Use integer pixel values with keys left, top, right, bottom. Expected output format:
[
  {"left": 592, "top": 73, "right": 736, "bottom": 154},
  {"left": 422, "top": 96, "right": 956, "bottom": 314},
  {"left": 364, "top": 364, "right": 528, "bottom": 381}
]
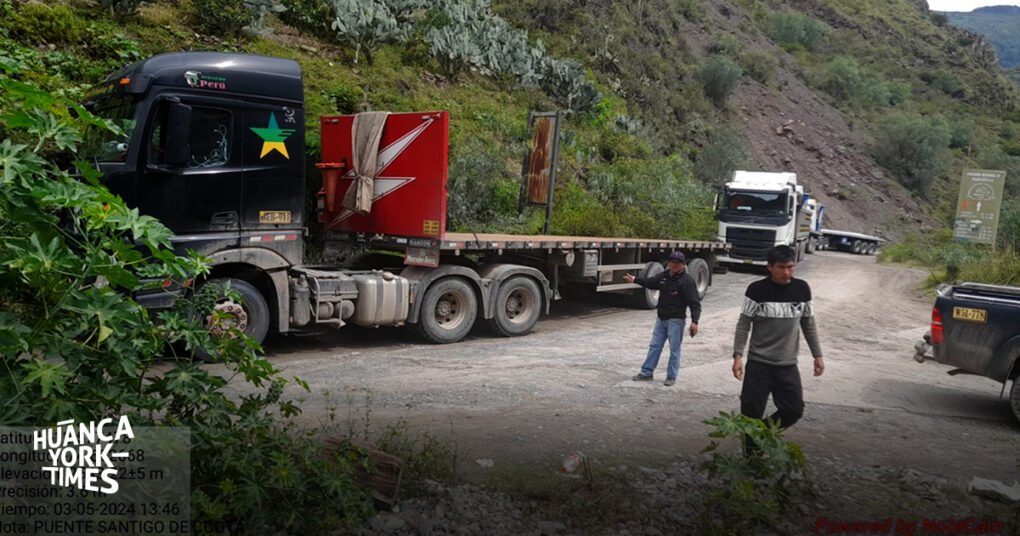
[
  {"left": 699, "top": 412, "right": 806, "bottom": 535},
  {"left": 766, "top": 11, "right": 829, "bottom": 51},
  {"left": 945, "top": 7, "right": 1020, "bottom": 68},
  {"left": 0, "top": 69, "right": 374, "bottom": 532},
  {"left": 701, "top": 55, "right": 744, "bottom": 107},
  {"left": 871, "top": 114, "right": 951, "bottom": 197}
]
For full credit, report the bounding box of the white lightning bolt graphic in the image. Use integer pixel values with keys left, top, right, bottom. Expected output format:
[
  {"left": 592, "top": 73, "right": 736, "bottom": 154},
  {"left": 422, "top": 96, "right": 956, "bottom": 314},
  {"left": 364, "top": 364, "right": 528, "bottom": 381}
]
[{"left": 329, "top": 117, "right": 435, "bottom": 229}]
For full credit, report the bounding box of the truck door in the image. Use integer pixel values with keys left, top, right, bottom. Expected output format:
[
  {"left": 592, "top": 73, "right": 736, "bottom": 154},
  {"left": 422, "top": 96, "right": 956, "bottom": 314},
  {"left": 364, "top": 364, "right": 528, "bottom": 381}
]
[{"left": 136, "top": 96, "right": 243, "bottom": 254}]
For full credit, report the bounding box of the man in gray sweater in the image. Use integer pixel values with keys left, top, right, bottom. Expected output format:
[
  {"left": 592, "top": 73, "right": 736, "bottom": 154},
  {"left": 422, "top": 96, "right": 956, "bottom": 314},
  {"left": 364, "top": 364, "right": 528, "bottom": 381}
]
[{"left": 732, "top": 245, "right": 824, "bottom": 447}]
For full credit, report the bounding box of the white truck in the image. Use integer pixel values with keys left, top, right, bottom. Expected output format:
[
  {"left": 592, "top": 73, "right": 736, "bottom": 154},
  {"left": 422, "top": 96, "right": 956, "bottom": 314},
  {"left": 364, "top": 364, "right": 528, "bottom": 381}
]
[{"left": 715, "top": 171, "right": 813, "bottom": 266}]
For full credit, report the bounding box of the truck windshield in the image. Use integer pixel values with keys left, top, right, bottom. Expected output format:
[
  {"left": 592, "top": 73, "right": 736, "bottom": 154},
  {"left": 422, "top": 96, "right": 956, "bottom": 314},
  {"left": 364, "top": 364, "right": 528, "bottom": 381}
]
[
  {"left": 721, "top": 190, "right": 788, "bottom": 215},
  {"left": 79, "top": 93, "right": 140, "bottom": 163}
]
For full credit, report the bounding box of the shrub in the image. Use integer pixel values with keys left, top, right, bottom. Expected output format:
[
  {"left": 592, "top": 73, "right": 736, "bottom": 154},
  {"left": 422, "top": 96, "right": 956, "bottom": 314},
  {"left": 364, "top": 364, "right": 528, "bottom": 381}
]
[
  {"left": 0, "top": 66, "right": 374, "bottom": 533},
  {"left": 694, "top": 126, "right": 749, "bottom": 187},
  {"left": 99, "top": 0, "right": 146, "bottom": 20},
  {"left": 766, "top": 12, "right": 828, "bottom": 51},
  {"left": 930, "top": 71, "right": 964, "bottom": 98},
  {"left": 871, "top": 114, "right": 950, "bottom": 196},
  {"left": 701, "top": 55, "right": 743, "bottom": 107},
  {"left": 192, "top": 0, "right": 252, "bottom": 37},
  {"left": 708, "top": 34, "right": 740, "bottom": 56},
  {"left": 823, "top": 55, "right": 900, "bottom": 107},
  {"left": 280, "top": 0, "right": 335, "bottom": 40},
  {"left": 446, "top": 137, "right": 517, "bottom": 231},
  {"left": 4, "top": 2, "right": 86, "bottom": 45},
  {"left": 325, "top": 85, "right": 364, "bottom": 114},
  {"left": 741, "top": 51, "right": 777, "bottom": 84},
  {"left": 948, "top": 116, "right": 974, "bottom": 149},
  {"left": 699, "top": 412, "right": 806, "bottom": 535}
]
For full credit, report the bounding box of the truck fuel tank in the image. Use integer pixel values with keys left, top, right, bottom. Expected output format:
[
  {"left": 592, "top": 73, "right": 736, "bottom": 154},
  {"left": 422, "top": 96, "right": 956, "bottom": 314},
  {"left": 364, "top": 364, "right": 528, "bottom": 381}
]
[{"left": 351, "top": 271, "right": 410, "bottom": 327}]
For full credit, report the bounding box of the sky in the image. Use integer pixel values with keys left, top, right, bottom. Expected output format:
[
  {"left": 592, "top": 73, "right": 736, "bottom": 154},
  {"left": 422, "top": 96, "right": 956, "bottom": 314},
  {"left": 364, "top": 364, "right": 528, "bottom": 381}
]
[{"left": 927, "top": 0, "right": 1020, "bottom": 11}]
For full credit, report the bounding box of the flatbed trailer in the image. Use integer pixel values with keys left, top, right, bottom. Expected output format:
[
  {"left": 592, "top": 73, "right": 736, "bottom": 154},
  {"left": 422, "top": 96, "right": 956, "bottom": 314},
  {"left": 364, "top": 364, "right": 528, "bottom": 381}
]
[
  {"left": 90, "top": 51, "right": 729, "bottom": 352},
  {"left": 336, "top": 230, "right": 728, "bottom": 312},
  {"left": 817, "top": 229, "right": 884, "bottom": 255}
]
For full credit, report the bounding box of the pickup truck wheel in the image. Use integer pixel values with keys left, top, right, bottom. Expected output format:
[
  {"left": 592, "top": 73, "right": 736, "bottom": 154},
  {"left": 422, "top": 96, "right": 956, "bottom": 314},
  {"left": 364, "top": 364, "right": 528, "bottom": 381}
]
[
  {"left": 417, "top": 278, "right": 477, "bottom": 344},
  {"left": 196, "top": 278, "right": 269, "bottom": 363},
  {"left": 687, "top": 258, "right": 710, "bottom": 300},
  {"left": 1011, "top": 378, "right": 1020, "bottom": 423},
  {"left": 487, "top": 276, "right": 541, "bottom": 337},
  {"left": 632, "top": 261, "right": 664, "bottom": 309}
]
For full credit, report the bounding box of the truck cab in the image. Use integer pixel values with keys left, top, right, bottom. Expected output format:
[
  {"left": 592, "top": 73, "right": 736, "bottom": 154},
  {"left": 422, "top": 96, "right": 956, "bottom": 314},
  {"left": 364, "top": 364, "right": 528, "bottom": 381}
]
[
  {"left": 715, "top": 171, "right": 809, "bottom": 265},
  {"left": 81, "top": 52, "right": 307, "bottom": 266}
]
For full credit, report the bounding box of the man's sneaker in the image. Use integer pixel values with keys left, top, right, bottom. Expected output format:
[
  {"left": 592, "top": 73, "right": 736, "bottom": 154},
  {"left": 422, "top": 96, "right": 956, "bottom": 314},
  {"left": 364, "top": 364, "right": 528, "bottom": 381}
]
[
  {"left": 664, "top": 378, "right": 676, "bottom": 387},
  {"left": 632, "top": 374, "right": 653, "bottom": 381}
]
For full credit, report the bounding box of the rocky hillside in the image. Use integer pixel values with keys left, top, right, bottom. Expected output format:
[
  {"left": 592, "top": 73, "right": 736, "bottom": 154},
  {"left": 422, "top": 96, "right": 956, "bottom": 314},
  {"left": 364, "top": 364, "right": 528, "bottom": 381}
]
[
  {"left": 2, "top": 0, "right": 1019, "bottom": 244},
  {"left": 496, "top": 0, "right": 1020, "bottom": 240},
  {"left": 945, "top": 5, "right": 1020, "bottom": 68}
]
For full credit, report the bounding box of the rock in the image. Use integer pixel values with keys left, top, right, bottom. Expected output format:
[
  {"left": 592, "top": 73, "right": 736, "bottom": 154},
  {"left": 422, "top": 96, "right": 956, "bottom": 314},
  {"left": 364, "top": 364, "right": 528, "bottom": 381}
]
[
  {"left": 968, "top": 477, "right": 1020, "bottom": 503},
  {"left": 475, "top": 458, "right": 494, "bottom": 468}
]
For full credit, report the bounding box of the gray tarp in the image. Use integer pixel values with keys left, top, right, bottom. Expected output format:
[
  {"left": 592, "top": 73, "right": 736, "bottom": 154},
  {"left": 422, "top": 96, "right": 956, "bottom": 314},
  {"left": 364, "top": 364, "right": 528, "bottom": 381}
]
[{"left": 342, "top": 111, "right": 389, "bottom": 214}]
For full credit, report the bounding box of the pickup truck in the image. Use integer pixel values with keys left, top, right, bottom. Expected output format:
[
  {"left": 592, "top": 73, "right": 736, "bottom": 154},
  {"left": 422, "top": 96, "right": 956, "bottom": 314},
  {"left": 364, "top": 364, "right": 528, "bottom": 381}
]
[{"left": 913, "top": 282, "right": 1020, "bottom": 422}]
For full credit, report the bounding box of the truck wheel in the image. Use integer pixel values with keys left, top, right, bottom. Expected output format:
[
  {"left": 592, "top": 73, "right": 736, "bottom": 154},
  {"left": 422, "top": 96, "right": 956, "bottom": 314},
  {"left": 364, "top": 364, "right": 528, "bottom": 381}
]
[
  {"left": 687, "top": 258, "right": 710, "bottom": 300},
  {"left": 806, "top": 237, "right": 816, "bottom": 254},
  {"left": 852, "top": 240, "right": 863, "bottom": 254},
  {"left": 487, "top": 276, "right": 541, "bottom": 337},
  {"left": 1011, "top": 378, "right": 1020, "bottom": 423},
  {"left": 416, "top": 278, "right": 477, "bottom": 344},
  {"left": 867, "top": 243, "right": 878, "bottom": 255},
  {"left": 197, "top": 278, "right": 270, "bottom": 363},
  {"left": 632, "top": 261, "right": 664, "bottom": 309}
]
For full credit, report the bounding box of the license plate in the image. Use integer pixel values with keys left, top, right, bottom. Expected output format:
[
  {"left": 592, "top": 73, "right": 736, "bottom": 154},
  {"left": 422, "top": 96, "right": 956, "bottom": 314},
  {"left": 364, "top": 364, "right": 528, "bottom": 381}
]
[
  {"left": 952, "top": 306, "right": 987, "bottom": 323},
  {"left": 259, "top": 210, "right": 291, "bottom": 224}
]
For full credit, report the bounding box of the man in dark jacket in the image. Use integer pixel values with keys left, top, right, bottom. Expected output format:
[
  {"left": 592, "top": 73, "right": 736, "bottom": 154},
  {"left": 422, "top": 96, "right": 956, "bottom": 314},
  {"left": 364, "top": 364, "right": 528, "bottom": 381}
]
[{"left": 623, "top": 251, "right": 701, "bottom": 386}]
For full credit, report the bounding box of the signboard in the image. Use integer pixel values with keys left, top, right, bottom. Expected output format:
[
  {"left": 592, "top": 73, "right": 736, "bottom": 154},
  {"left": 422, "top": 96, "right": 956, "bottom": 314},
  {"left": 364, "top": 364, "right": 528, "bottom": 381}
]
[
  {"left": 522, "top": 111, "right": 562, "bottom": 234},
  {"left": 953, "top": 169, "right": 1006, "bottom": 244},
  {"left": 524, "top": 113, "right": 561, "bottom": 206}
]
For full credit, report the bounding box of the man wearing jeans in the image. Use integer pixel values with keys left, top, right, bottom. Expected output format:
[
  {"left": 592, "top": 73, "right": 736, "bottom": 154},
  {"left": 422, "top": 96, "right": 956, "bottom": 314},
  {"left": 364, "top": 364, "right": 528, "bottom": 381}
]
[
  {"left": 623, "top": 251, "right": 701, "bottom": 386},
  {"left": 732, "top": 245, "right": 824, "bottom": 453}
]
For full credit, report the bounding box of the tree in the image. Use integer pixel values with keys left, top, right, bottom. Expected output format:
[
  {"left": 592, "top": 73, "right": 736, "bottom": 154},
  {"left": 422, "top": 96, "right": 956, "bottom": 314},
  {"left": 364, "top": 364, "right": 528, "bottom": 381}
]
[
  {"left": 871, "top": 114, "right": 951, "bottom": 196},
  {"left": 701, "top": 55, "right": 743, "bottom": 108}
]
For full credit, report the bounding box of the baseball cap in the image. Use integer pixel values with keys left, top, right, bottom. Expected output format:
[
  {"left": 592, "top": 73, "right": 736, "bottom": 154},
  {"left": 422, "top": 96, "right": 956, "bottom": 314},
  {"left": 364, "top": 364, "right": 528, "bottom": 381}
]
[{"left": 668, "top": 251, "right": 686, "bottom": 262}]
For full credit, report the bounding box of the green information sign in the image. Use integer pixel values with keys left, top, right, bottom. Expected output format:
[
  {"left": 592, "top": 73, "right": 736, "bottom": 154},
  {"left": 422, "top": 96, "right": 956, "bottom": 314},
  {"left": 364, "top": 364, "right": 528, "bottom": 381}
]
[{"left": 953, "top": 169, "right": 1006, "bottom": 244}]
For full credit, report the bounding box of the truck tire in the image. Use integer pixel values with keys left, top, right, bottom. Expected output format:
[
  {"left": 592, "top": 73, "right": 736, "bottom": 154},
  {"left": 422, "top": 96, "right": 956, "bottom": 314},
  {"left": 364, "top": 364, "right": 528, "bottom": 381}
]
[
  {"left": 687, "top": 258, "right": 710, "bottom": 300},
  {"left": 632, "top": 261, "right": 664, "bottom": 309},
  {"left": 1011, "top": 378, "right": 1020, "bottom": 424},
  {"left": 487, "top": 276, "right": 541, "bottom": 337},
  {"left": 197, "top": 278, "right": 270, "bottom": 363},
  {"left": 416, "top": 277, "right": 478, "bottom": 344},
  {"left": 852, "top": 240, "right": 863, "bottom": 254},
  {"left": 806, "top": 237, "right": 816, "bottom": 254},
  {"left": 867, "top": 243, "right": 878, "bottom": 255}
]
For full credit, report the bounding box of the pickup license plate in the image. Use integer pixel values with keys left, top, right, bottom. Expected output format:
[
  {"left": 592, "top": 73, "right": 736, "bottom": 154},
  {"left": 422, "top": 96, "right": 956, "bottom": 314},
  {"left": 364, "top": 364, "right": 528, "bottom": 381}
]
[{"left": 952, "top": 306, "right": 987, "bottom": 323}]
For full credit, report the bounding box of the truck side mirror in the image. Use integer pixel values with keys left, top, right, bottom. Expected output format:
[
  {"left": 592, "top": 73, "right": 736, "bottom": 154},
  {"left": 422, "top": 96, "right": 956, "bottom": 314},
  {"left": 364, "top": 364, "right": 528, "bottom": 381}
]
[
  {"left": 165, "top": 103, "right": 192, "bottom": 167},
  {"left": 712, "top": 192, "right": 719, "bottom": 212}
]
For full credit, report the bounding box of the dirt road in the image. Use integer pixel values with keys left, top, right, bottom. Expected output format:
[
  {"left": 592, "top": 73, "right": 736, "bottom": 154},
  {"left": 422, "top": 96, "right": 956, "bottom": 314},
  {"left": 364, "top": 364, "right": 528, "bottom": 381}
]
[{"left": 223, "top": 251, "right": 1018, "bottom": 516}]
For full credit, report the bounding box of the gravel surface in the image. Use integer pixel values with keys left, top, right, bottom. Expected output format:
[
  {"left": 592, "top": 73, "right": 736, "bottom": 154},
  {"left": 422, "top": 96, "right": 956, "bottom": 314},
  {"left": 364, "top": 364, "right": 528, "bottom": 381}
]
[{"left": 218, "top": 252, "right": 1019, "bottom": 534}]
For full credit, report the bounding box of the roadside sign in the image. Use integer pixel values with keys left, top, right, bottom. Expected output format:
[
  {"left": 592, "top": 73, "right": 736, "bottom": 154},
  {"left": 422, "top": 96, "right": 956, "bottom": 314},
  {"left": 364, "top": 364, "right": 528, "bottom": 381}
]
[{"left": 953, "top": 169, "right": 1006, "bottom": 244}]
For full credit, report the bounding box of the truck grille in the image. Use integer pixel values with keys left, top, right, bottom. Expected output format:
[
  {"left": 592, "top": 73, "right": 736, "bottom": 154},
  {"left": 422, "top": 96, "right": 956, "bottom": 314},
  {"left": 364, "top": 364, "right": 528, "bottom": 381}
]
[{"left": 726, "top": 228, "right": 777, "bottom": 261}]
